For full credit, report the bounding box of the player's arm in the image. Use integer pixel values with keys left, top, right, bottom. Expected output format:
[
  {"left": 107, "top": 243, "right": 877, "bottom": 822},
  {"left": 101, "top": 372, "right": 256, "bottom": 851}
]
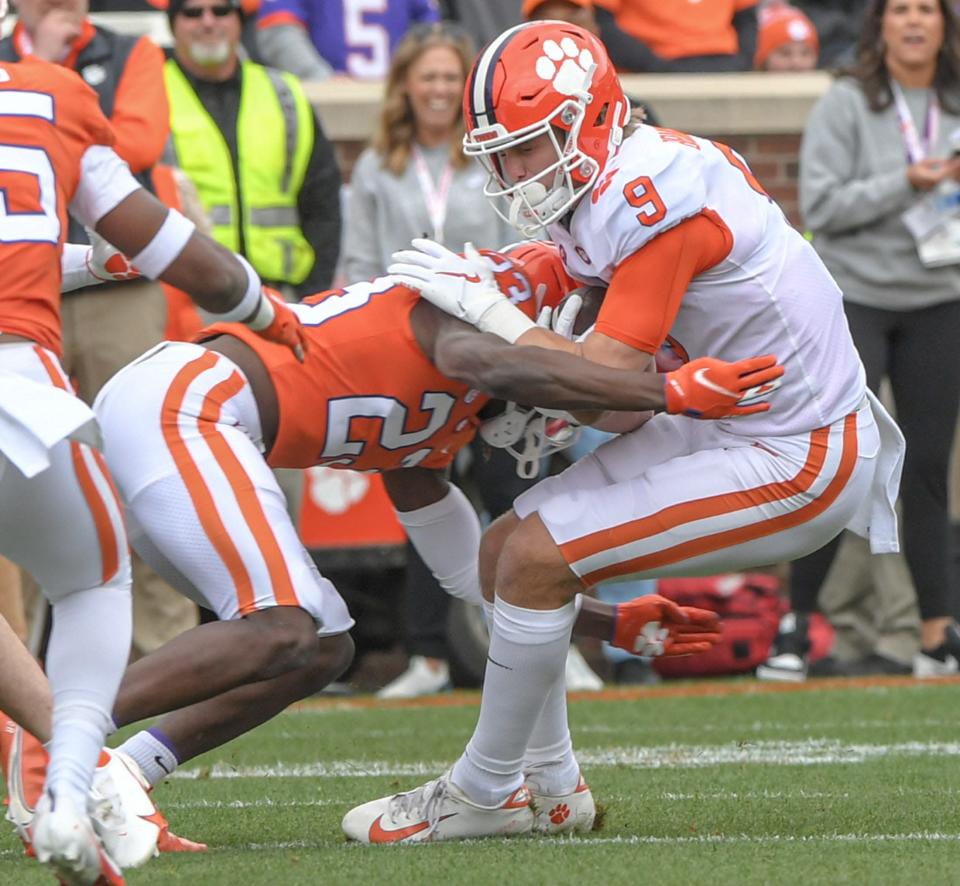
[
  {"left": 71, "top": 147, "right": 306, "bottom": 359},
  {"left": 430, "top": 308, "right": 781, "bottom": 418}
]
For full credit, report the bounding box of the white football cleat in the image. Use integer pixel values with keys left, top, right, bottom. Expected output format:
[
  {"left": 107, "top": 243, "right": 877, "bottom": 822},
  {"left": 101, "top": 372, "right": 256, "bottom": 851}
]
[
  {"left": 32, "top": 792, "right": 124, "bottom": 885},
  {"left": 3, "top": 720, "right": 41, "bottom": 847},
  {"left": 342, "top": 771, "right": 533, "bottom": 844},
  {"left": 564, "top": 646, "right": 604, "bottom": 692},
  {"left": 376, "top": 656, "right": 451, "bottom": 700},
  {"left": 89, "top": 749, "right": 161, "bottom": 868},
  {"left": 527, "top": 771, "right": 596, "bottom": 835}
]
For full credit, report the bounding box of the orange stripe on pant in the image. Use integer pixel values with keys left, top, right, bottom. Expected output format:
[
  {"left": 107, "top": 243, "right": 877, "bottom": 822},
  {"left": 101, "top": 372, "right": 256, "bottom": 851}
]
[
  {"left": 33, "top": 345, "right": 122, "bottom": 584},
  {"left": 160, "top": 351, "right": 297, "bottom": 615},
  {"left": 194, "top": 376, "right": 298, "bottom": 609},
  {"left": 567, "top": 415, "right": 858, "bottom": 586}
]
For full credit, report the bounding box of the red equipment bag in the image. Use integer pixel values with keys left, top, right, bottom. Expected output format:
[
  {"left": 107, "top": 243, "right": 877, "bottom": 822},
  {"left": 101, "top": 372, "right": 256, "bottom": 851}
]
[{"left": 651, "top": 573, "right": 833, "bottom": 678}]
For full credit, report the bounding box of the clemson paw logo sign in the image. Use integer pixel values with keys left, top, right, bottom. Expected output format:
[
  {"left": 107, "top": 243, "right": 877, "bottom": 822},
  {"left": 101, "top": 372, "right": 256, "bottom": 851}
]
[
  {"left": 548, "top": 803, "right": 571, "bottom": 825},
  {"left": 534, "top": 37, "right": 594, "bottom": 96}
]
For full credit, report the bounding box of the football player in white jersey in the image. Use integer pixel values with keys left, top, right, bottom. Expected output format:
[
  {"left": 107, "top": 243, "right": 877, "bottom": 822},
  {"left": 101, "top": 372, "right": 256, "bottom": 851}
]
[{"left": 342, "top": 20, "right": 907, "bottom": 844}]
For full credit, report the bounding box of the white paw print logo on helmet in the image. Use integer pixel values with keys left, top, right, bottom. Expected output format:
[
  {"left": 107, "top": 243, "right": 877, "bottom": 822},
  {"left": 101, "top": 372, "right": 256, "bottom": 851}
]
[{"left": 535, "top": 37, "right": 595, "bottom": 96}]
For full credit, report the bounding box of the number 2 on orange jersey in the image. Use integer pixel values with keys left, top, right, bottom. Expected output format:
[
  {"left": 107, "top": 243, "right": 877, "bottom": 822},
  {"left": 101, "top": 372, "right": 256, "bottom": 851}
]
[{"left": 623, "top": 176, "right": 666, "bottom": 226}]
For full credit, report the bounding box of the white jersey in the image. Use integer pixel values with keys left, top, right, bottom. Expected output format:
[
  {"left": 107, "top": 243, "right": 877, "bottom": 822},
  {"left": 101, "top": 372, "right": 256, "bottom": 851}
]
[{"left": 547, "top": 125, "right": 866, "bottom": 437}]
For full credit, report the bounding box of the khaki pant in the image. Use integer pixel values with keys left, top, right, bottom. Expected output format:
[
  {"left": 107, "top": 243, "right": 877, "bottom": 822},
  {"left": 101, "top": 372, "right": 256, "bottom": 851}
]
[{"left": 819, "top": 405, "right": 960, "bottom": 663}]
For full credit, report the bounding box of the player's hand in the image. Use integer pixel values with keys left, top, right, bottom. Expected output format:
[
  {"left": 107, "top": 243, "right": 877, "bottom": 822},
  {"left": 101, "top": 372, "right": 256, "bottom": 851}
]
[
  {"left": 84, "top": 228, "right": 140, "bottom": 283},
  {"left": 610, "top": 595, "right": 722, "bottom": 657},
  {"left": 664, "top": 354, "right": 784, "bottom": 419},
  {"left": 32, "top": 8, "right": 83, "bottom": 62},
  {"left": 248, "top": 287, "right": 308, "bottom": 362},
  {"left": 388, "top": 238, "right": 534, "bottom": 342},
  {"left": 537, "top": 292, "right": 583, "bottom": 341}
]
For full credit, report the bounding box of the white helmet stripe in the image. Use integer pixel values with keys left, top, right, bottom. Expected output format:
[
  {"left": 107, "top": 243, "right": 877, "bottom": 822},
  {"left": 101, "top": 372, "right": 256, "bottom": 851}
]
[{"left": 469, "top": 22, "right": 535, "bottom": 129}]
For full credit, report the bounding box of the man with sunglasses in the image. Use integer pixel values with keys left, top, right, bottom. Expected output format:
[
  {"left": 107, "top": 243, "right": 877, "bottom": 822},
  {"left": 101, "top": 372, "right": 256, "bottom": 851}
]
[{"left": 164, "top": 0, "right": 342, "bottom": 301}]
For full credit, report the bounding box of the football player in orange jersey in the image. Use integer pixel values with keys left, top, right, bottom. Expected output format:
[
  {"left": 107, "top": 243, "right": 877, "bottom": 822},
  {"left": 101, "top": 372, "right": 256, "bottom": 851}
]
[
  {"left": 30, "top": 237, "right": 778, "bottom": 850},
  {"left": 0, "top": 21, "right": 307, "bottom": 882}
]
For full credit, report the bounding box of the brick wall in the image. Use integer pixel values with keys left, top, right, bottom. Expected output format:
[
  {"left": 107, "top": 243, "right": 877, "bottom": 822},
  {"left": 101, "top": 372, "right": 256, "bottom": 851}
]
[{"left": 334, "top": 132, "right": 806, "bottom": 231}]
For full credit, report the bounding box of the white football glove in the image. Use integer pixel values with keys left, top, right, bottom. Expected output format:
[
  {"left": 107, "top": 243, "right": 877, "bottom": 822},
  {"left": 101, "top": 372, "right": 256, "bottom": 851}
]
[
  {"left": 388, "top": 238, "right": 535, "bottom": 343},
  {"left": 85, "top": 227, "right": 140, "bottom": 283}
]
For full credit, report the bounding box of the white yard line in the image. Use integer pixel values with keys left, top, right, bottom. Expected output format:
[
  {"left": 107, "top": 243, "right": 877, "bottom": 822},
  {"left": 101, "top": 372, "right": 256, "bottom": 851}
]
[{"left": 170, "top": 738, "right": 960, "bottom": 780}]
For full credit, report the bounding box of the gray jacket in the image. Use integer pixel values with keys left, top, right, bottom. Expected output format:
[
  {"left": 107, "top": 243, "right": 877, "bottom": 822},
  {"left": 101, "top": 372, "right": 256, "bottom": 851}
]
[{"left": 800, "top": 76, "right": 960, "bottom": 310}]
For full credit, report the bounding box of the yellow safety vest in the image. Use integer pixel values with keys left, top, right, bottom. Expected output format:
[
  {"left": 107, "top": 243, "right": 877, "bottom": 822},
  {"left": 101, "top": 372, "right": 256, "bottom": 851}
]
[{"left": 163, "top": 59, "right": 315, "bottom": 285}]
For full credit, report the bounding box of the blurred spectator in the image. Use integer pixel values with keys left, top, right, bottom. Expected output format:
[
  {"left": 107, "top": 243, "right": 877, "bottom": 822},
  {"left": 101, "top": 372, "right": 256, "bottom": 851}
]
[
  {"left": 791, "top": 0, "right": 869, "bottom": 68},
  {"left": 256, "top": 0, "right": 438, "bottom": 81},
  {"left": 343, "top": 22, "right": 512, "bottom": 280},
  {"left": 1, "top": 0, "right": 200, "bottom": 659},
  {"left": 522, "top": 0, "right": 597, "bottom": 32},
  {"left": 760, "top": 0, "right": 960, "bottom": 680},
  {"left": 441, "top": 0, "right": 520, "bottom": 48},
  {"left": 340, "top": 22, "right": 512, "bottom": 698},
  {"left": 594, "top": 0, "right": 758, "bottom": 73},
  {"left": 164, "top": 0, "right": 342, "bottom": 297},
  {"left": 755, "top": 3, "right": 819, "bottom": 71}
]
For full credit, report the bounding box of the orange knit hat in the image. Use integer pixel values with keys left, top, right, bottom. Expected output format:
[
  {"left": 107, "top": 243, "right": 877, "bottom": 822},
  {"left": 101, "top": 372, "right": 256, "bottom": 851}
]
[{"left": 755, "top": 5, "right": 819, "bottom": 69}]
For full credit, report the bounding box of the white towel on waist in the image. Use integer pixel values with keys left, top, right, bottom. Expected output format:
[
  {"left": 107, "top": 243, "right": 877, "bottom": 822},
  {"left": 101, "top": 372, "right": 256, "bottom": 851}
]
[
  {"left": 0, "top": 370, "right": 101, "bottom": 478},
  {"left": 844, "top": 388, "right": 905, "bottom": 554}
]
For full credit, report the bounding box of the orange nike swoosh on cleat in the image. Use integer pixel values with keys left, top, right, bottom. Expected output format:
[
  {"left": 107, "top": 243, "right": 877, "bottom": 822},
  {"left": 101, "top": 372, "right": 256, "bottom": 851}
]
[
  {"left": 437, "top": 271, "right": 481, "bottom": 283},
  {"left": 368, "top": 813, "right": 456, "bottom": 843}
]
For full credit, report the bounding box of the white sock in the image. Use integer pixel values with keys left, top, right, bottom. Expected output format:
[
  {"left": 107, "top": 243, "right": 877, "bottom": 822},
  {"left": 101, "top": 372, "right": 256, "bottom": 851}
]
[
  {"left": 118, "top": 730, "right": 179, "bottom": 786},
  {"left": 44, "top": 586, "right": 131, "bottom": 807},
  {"left": 522, "top": 673, "right": 579, "bottom": 796},
  {"left": 395, "top": 485, "right": 483, "bottom": 605},
  {"left": 452, "top": 597, "right": 576, "bottom": 806}
]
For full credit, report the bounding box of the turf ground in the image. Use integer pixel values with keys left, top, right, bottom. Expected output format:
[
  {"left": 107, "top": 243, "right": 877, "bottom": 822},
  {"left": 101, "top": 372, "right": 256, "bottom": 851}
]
[{"left": 3, "top": 676, "right": 959, "bottom": 885}]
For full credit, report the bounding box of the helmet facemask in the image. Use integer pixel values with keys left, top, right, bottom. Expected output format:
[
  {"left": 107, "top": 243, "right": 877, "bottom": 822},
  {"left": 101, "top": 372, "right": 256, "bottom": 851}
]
[
  {"left": 479, "top": 401, "right": 581, "bottom": 479},
  {"left": 465, "top": 96, "right": 600, "bottom": 238}
]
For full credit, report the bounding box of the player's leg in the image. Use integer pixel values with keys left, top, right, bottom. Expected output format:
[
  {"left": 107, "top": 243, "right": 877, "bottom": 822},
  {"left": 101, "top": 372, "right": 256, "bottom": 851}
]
[
  {"left": 0, "top": 348, "right": 132, "bottom": 882},
  {"left": 0, "top": 615, "right": 51, "bottom": 742},
  {"left": 96, "top": 344, "right": 354, "bottom": 769}
]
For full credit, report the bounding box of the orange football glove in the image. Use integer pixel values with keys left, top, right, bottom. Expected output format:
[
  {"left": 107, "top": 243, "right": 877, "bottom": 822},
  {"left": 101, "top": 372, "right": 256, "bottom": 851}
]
[
  {"left": 251, "top": 287, "right": 308, "bottom": 362},
  {"left": 611, "top": 594, "right": 722, "bottom": 657},
  {"left": 664, "top": 354, "right": 785, "bottom": 419}
]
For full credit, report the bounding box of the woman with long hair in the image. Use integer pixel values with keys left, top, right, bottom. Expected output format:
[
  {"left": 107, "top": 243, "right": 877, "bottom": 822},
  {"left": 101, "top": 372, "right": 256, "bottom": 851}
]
[
  {"left": 760, "top": 0, "right": 960, "bottom": 680},
  {"left": 343, "top": 22, "right": 514, "bottom": 281}
]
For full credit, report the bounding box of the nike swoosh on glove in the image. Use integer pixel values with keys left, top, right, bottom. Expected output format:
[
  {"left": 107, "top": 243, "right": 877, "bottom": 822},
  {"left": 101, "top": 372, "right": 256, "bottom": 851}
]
[
  {"left": 247, "top": 287, "right": 308, "bottom": 362},
  {"left": 664, "top": 354, "right": 785, "bottom": 419},
  {"left": 388, "top": 238, "right": 535, "bottom": 343}
]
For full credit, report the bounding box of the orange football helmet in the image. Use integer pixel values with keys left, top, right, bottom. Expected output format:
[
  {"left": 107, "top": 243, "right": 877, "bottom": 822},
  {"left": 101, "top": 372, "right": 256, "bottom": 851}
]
[
  {"left": 463, "top": 21, "right": 630, "bottom": 237},
  {"left": 483, "top": 239, "right": 579, "bottom": 319}
]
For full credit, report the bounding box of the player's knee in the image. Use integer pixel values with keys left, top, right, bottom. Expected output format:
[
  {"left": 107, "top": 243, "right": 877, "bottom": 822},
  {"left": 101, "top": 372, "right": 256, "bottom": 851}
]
[
  {"left": 246, "top": 606, "right": 322, "bottom": 677},
  {"left": 479, "top": 511, "right": 519, "bottom": 602},
  {"left": 495, "top": 514, "right": 576, "bottom": 609}
]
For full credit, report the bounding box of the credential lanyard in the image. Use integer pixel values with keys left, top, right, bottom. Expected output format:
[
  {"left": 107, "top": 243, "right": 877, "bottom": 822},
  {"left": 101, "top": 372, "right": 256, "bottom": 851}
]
[
  {"left": 412, "top": 145, "right": 454, "bottom": 244},
  {"left": 891, "top": 81, "right": 940, "bottom": 163}
]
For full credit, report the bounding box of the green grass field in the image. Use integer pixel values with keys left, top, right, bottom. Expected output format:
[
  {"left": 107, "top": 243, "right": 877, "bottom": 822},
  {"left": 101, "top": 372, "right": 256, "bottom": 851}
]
[{"left": 3, "top": 678, "right": 959, "bottom": 885}]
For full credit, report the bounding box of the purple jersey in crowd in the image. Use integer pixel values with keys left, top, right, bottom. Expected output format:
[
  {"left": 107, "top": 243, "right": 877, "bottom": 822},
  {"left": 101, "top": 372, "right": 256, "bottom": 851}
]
[{"left": 257, "top": 0, "right": 440, "bottom": 79}]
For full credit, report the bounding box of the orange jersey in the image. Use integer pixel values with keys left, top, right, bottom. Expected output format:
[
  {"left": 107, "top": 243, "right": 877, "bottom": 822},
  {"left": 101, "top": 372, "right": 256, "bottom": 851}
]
[
  {"left": 595, "top": 0, "right": 757, "bottom": 59},
  {"left": 0, "top": 58, "right": 115, "bottom": 355},
  {"left": 206, "top": 280, "right": 490, "bottom": 472}
]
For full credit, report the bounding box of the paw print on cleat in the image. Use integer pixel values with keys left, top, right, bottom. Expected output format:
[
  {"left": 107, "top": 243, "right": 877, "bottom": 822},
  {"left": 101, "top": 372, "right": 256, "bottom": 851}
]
[
  {"left": 548, "top": 803, "right": 570, "bottom": 826},
  {"left": 534, "top": 37, "right": 595, "bottom": 96}
]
